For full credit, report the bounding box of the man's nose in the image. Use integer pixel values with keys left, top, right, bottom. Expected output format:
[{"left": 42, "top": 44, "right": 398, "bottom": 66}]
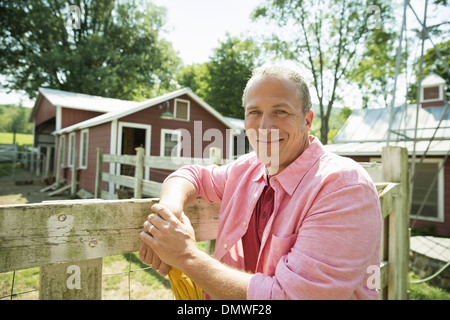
[{"left": 259, "top": 113, "right": 275, "bottom": 130}]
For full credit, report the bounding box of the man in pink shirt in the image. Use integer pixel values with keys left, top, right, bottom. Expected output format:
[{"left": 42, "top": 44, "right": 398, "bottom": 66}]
[{"left": 139, "top": 64, "right": 382, "bottom": 299}]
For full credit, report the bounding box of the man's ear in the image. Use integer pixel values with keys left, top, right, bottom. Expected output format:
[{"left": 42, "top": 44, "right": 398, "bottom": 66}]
[{"left": 305, "top": 111, "right": 313, "bottom": 132}]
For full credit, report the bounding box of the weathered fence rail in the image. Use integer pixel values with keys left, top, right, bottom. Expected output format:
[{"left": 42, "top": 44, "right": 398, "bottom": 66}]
[
  {"left": 95, "top": 147, "right": 225, "bottom": 199},
  {"left": 0, "top": 146, "right": 409, "bottom": 300}
]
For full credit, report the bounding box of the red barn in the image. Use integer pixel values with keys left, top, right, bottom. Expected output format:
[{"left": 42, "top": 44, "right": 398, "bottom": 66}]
[
  {"left": 47, "top": 88, "right": 246, "bottom": 197},
  {"left": 29, "top": 88, "right": 139, "bottom": 174}
]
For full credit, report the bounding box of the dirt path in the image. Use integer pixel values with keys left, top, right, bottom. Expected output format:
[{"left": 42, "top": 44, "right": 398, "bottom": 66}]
[{"left": 0, "top": 171, "right": 68, "bottom": 205}]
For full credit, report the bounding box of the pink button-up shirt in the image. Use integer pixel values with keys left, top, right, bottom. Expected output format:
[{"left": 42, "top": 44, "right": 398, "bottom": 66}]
[{"left": 167, "top": 136, "right": 382, "bottom": 300}]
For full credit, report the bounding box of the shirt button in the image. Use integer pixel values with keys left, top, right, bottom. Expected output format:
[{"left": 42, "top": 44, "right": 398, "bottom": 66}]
[
  {"left": 243, "top": 221, "right": 247, "bottom": 227},
  {"left": 266, "top": 194, "right": 272, "bottom": 201},
  {"left": 224, "top": 243, "right": 228, "bottom": 249},
  {"left": 262, "top": 211, "right": 267, "bottom": 219},
  {"left": 253, "top": 192, "right": 258, "bottom": 198}
]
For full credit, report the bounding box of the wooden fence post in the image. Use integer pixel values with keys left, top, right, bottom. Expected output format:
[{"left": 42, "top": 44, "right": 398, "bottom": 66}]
[
  {"left": 55, "top": 143, "right": 63, "bottom": 188},
  {"left": 382, "top": 146, "right": 410, "bottom": 300},
  {"left": 134, "top": 147, "right": 144, "bottom": 199},
  {"left": 95, "top": 148, "right": 103, "bottom": 199},
  {"left": 39, "top": 258, "right": 102, "bottom": 300},
  {"left": 44, "top": 146, "right": 52, "bottom": 178},
  {"left": 36, "top": 151, "right": 41, "bottom": 177}
]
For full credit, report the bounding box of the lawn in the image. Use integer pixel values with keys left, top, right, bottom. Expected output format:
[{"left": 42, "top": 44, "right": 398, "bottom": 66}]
[
  {"left": 0, "top": 132, "right": 33, "bottom": 145},
  {"left": 1, "top": 261, "right": 449, "bottom": 300}
]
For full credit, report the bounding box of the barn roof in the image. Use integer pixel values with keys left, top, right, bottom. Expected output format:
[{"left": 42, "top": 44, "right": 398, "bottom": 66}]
[
  {"left": 325, "top": 102, "right": 450, "bottom": 156},
  {"left": 31, "top": 88, "right": 139, "bottom": 120},
  {"left": 52, "top": 87, "right": 236, "bottom": 134}
]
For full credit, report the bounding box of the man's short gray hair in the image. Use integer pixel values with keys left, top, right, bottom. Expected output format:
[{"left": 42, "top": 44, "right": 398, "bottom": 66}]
[{"left": 242, "top": 63, "right": 312, "bottom": 115}]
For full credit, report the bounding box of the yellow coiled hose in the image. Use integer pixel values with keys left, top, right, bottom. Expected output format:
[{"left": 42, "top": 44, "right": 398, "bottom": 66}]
[{"left": 168, "top": 267, "right": 204, "bottom": 300}]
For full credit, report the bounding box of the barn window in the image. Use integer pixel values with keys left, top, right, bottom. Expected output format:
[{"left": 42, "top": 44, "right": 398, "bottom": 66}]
[
  {"left": 68, "top": 132, "right": 75, "bottom": 167},
  {"left": 174, "top": 99, "right": 190, "bottom": 121},
  {"left": 410, "top": 159, "right": 444, "bottom": 222},
  {"left": 79, "top": 129, "right": 89, "bottom": 169},
  {"left": 161, "top": 129, "right": 181, "bottom": 157}
]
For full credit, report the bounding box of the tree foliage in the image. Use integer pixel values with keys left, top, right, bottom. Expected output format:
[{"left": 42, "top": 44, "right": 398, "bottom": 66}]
[
  {"left": 252, "top": 0, "right": 396, "bottom": 144},
  {"left": 0, "top": 104, "right": 33, "bottom": 134},
  {"left": 408, "top": 40, "right": 450, "bottom": 103},
  {"left": 0, "top": 0, "right": 181, "bottom": 101},
  {"left": 178, "top": 34, "right": 261, "bottom": 119}
]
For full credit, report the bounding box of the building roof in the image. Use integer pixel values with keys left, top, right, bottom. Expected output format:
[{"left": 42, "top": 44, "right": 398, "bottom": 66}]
[
  {"left": 421, "top": 73, "right": 447, "bottom": 87},
  {"left": 325, "top": 102, "right": 450, "bottom": 156},
  {"left": 224, "top": 117, "right": 245, "bottom": 131},
  {"left": 52, "top": 87, "right": 236, "bottom": 134},
  {"left": 32, "top": 87, "right": 139, "bottom": 115}
]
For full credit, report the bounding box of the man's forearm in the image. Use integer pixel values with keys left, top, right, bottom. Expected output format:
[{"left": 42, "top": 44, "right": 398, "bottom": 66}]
[
  {"left": 158, "top": 177, "right": 197, "bottom": 219},
  {"left": 179, "top": 247, "right": 253, "bottom": 300}
]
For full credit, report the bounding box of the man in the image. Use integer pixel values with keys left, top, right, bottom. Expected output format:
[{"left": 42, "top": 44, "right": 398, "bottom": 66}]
[{"left": 139, "top": 64, "right": 382, "bottom": 300}]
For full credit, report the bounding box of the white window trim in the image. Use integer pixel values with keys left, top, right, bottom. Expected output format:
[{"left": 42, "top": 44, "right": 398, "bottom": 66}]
[
  {"left": 174, "top": 98, "right": 190, "bottom": 121},
  {"left": 370, "top": 157, "right": 444, "bottom": 222},
  {"left": 117, "top": 122, "right": 151, "bottom": 180},
  {"left": 59, "top": 135, "right": 66, "bottom": 167},
  {"left": 79, "top": 129, "right": 89, "bottom": 169},
  {"left": 68, "top": 132, "right": 76, "bottom": 168},
  {"left": 160, "top": 129, "right": 182, "bottom": 158},
  {"left": 421, "top": 85, "right": 445, "bottom": 103}
]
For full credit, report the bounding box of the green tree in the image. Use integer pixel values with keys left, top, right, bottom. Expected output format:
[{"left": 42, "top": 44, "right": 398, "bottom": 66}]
[
  {"left": 252, "top": 0, "right": 395, "bottom": 144},
  {"left": 205, "top": 34, "right": 261, "bottom": 118},
  {"left": 349, "top": 26, "right": 399, "bottom": 109},
  {"left": 0, "top": 0, "right": 180, "bottom": 101},
  {"left": 177, "top": 63, "right": 210, "bottom": 101},
  {"left": 0, "top": 104, "right": 33, "bottom": 134},
  {"left": 178, "top": 34, "right": 261, "bottom": 119},
  {"left": 408, "top": 40, "right": 450, "bottom": 103}
]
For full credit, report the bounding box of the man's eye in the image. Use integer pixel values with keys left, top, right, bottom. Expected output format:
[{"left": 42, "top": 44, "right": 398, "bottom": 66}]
[{"left": 275, "top": 110, "right": 287, "bottom": 114}]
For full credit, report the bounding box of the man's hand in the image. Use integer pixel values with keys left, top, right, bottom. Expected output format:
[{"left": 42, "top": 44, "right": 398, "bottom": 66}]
[
  {"left": 139, "top": 242, "right": 171, "bottom": 276},
  {"left": 140, "top": 204, "right": 198, "bottom": 271}
]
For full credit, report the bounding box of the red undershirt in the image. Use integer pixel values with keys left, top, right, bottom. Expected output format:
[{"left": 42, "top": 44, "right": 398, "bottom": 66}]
[{"left": 242, "top": 184, "right": 275, "bottom": 273}]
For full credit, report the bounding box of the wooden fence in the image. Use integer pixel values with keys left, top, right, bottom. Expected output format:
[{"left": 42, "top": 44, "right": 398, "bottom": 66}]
[
  {"left": 0, "top": 146, "right": 409, "bottom": 300},
  {"left": 94, "top": 147, "right": 225, "bottom": 200}
]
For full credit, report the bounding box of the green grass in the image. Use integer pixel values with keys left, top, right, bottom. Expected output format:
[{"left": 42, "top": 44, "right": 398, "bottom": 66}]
[
  {"left": 0, "top": 162, "right": 25, "bottom": 177},
  {"left": 409, "top": 272, "right": 450, "bottom": 300},
  {"left": 0, "top": 132, "right": 33, "bottom": 145},
  {"left": 1, "top": 263, "right": 449, "bottom": 300}
]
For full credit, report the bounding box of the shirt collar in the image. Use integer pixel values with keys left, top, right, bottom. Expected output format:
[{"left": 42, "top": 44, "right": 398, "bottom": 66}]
[{"left": 251, "top": 136, "right": 325, "bottom": 196}]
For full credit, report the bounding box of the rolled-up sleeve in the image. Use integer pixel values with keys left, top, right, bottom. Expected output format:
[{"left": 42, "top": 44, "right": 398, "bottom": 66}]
[
  {"left": 247, "top": 183, "right": 382, "bottom": 300},
  {"left": 165, "top": 163, "right": 231, "bottom": 204}
]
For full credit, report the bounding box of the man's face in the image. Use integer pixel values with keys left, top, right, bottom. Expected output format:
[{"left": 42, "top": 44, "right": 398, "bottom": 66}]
[{"left": 244, "top": 76, "right": 313, "bottom": 175}]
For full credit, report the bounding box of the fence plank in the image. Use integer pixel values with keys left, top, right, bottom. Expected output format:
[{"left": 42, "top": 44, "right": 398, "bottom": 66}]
[
  {"left": 141, "top": 180, "right": 162, "bottom": 197},
  {"left": 102, "top": 172, "right": 135, "bottom": 189},
  {"left": 0, "top": 198, "right": 219, "bottom": 273},
  {"left": 103, "top": 153, "right": 137, "bottom": 166},
  {"left": 39, "top": 258, "right": 102, "bottom": 300},
  {"left": 377, "top": 183, "right": 401, "bottom": 219}
]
